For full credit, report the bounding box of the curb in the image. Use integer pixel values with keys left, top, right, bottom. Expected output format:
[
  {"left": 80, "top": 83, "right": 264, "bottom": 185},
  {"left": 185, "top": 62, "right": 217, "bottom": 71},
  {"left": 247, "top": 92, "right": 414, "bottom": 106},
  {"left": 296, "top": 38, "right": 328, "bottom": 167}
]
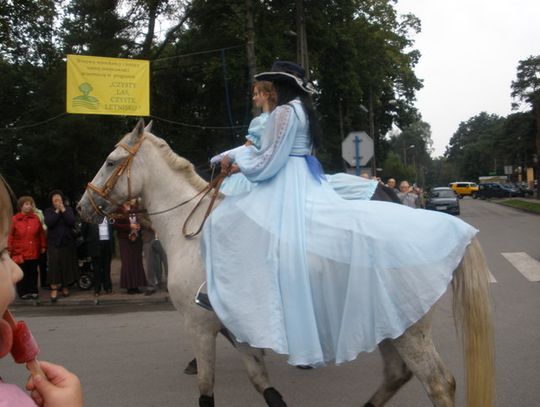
[{"left": 12, "top": 294, "right": 171, "bottom": 308}]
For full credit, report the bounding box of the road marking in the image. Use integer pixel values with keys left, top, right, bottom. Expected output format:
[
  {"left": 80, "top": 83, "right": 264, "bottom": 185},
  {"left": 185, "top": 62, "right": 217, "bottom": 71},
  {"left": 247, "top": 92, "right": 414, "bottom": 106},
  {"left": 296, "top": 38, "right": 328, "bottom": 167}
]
[
  {"left": 501, "top": 252, "right": 540, "bottom": 282},
  {"left": 488, "top": 270, "right": 497, "bottom": 283}
]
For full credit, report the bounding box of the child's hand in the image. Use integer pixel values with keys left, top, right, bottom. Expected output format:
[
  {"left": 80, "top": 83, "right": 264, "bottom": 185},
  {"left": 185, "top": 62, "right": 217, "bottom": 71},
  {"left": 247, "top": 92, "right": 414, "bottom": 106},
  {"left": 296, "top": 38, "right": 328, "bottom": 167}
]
[{"left": 26, "top": 361, "right": 83, "bottom": 407}]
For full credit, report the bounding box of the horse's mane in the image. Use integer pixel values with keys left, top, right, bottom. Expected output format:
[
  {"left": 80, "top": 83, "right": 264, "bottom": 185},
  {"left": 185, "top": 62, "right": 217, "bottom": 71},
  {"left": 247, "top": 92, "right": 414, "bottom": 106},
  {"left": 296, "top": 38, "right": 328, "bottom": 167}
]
[{"left": 143, "top": 132, "right": 208, "bottom": 191}]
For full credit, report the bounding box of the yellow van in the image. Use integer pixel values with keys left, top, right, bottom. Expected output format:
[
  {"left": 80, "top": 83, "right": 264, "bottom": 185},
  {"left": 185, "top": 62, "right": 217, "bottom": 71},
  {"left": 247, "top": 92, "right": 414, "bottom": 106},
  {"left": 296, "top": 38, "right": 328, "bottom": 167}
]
[{"left": 449, "top": 182, "right": 479, "bottom": 198}]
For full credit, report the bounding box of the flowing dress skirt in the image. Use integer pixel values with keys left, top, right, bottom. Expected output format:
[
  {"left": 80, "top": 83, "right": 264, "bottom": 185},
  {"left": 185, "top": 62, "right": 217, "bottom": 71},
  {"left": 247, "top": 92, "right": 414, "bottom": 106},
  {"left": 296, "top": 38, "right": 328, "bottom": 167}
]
[{"left": 203, "top": 157, "right": 477, "bottom": 366}]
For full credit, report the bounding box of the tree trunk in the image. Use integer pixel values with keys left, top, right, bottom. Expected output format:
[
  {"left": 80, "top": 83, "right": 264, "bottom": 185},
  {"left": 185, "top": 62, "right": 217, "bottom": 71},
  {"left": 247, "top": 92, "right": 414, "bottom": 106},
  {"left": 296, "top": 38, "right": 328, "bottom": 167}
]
[
  {"left": 245, "top": 0, "right": 258, "bottom": 116},
  {"left": 296, "top": 0, "right": 309, "bottom": 75},
  {"left": 141, "top": 1, "right": 159, "bottom": 59}
]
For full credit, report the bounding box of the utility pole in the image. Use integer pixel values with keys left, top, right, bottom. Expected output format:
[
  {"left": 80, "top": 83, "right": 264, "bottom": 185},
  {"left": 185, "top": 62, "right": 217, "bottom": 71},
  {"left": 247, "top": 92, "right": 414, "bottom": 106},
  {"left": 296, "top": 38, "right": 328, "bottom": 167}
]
[
  {"left": 369, "top": 88, "right": 376, "bottom": 176},
  {"left": 296, "top": 0, "right": 309, "bottom": 74}
]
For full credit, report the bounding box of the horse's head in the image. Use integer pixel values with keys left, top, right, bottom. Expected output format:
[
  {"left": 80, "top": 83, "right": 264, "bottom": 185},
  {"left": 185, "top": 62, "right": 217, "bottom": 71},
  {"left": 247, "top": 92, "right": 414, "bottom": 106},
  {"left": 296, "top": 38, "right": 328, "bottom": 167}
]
[{"left": 77, "top": 118, "right": 152, "bottom": 223}]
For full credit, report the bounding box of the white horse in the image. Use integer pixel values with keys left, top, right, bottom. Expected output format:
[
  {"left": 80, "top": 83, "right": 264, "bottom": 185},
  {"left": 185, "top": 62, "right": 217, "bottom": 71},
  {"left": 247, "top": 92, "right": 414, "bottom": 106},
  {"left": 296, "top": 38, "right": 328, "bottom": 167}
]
[{"left": 77, "top": 120, "right": 494, "bottom": 407}]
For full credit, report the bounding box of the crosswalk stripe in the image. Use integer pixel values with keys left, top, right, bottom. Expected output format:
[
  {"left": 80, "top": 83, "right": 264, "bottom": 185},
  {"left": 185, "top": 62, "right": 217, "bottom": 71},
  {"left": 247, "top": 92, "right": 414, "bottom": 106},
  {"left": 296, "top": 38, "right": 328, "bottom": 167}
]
[
  {"left": 488, "top": 270, "right": 497, "bottom": 283},
  {"left": 501, "top": 252, "right": 540, "bottom": 282}
]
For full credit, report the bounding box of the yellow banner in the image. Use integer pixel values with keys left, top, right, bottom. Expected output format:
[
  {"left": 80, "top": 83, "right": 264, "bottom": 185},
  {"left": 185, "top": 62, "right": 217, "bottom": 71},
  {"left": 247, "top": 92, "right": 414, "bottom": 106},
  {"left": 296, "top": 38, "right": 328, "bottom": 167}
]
[{"left": 66, "top": 54, "right": 150, "bottom": 116}]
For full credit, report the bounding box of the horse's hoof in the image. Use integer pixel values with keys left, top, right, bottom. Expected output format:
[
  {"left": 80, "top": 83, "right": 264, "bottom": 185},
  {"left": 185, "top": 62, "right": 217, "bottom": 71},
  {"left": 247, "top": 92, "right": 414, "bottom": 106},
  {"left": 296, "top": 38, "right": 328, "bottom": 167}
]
[
  {"left": 184, "top": 358, "right": 198, "bottom": 375},
  {"left": 199, "top": 394, "right": 214, "bottom": 407},
  {"left": 263, "top": 387, "right": 287, "bottom": 407}
]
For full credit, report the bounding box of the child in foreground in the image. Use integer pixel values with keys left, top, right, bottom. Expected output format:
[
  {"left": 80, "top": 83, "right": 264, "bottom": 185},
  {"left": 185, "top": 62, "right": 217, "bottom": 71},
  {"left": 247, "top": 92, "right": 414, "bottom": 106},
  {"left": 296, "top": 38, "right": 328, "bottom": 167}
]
[{"left": 0, "top": 175, "right": 83, "bottom": 406}]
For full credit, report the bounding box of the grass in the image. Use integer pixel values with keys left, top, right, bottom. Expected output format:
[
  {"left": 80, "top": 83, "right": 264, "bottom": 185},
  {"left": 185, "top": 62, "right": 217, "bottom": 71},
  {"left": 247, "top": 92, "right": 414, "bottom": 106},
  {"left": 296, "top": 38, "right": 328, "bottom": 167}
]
[{"left": 497, "top": 199, "right": 540, "bottom": 214}]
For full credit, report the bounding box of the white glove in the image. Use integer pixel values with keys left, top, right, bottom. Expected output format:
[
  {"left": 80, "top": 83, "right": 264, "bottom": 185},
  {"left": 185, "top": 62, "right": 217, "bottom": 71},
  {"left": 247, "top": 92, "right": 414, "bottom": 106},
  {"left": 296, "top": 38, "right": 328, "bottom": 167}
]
[
  {"left": 210, "top": 152, "right": 227, "bottom": 166},
  {"left": 209, "top": 145, "right": 247, "bottom": 166}
]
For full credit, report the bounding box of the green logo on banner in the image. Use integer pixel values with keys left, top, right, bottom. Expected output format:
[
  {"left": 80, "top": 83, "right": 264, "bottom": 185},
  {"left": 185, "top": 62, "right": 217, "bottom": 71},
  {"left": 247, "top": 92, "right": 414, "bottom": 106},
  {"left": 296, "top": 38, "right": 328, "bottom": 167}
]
[{"left": 72, "top": 82, "right": 99, "bottom": 110}]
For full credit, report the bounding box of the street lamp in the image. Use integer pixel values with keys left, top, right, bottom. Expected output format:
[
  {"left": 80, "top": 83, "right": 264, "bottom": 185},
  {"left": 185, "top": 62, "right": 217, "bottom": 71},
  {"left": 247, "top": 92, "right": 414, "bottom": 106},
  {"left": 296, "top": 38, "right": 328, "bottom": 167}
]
[
  {"left": 407, "top": 145, "right": 417, "bottom": 183},
  {"left": 403, "top": 144, "right": 414, "bottom": 166}
]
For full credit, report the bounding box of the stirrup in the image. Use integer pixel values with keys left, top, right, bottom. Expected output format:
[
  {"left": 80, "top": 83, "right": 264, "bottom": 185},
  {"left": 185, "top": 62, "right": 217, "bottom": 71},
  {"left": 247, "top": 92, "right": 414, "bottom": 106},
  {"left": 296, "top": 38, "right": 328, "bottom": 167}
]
[{"left": 195, "top": 281, "right": 213, "bottom": 311}]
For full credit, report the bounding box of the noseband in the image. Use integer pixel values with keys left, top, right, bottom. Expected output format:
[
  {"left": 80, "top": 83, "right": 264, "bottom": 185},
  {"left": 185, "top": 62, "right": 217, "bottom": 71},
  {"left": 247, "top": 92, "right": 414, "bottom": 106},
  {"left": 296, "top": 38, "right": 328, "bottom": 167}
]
[{"left": 85, "top": 135, "right": 146, "bottom": 219}]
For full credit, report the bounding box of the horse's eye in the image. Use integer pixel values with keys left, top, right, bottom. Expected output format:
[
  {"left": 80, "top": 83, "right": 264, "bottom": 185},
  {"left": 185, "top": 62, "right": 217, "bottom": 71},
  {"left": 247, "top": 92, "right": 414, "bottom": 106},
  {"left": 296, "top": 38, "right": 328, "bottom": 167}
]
[{"left": 106, "top": 160, "right": 115, "bottom": 167}]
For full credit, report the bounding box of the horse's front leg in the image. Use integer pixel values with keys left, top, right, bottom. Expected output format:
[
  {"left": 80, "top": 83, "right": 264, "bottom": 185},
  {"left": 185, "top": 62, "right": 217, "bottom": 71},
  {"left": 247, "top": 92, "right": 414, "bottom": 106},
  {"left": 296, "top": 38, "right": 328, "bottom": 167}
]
[
  {"left": 236, "top": 343, "right": 288, "bottom": 407},
  {"left": 185, "top": 315, "right": 220, "bottom": 407}
]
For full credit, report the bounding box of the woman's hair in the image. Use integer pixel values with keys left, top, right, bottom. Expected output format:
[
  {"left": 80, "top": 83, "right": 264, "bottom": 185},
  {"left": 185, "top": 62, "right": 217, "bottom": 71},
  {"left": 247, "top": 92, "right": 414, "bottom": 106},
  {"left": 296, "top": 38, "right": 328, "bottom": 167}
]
[
  {"left": 253, "top": 80, "right": 277, "bottom": 111},
  {"left": 48, "top": 189, "right": 65, "bottom": 203},
  {"left": 0, "top": 175, "right": 15, "bottom": 241},
  {"left": 17, "top": 196, "right": 35, "bottom": 211},
  {"left": 272, "top": 79, "right": 321, "bottom": 149}
]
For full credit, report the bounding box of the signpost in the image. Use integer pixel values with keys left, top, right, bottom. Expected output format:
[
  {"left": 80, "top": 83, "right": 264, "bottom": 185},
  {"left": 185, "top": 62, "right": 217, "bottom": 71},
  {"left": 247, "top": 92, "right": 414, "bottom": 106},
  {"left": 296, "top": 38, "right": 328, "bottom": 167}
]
[{"left": 341, "top": 131, "right": 374, "bottom": 175}]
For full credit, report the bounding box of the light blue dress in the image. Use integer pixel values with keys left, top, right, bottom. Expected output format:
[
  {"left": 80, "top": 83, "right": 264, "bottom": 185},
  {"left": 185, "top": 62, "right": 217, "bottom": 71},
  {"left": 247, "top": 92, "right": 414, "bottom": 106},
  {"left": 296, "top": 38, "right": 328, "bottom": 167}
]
[
  {"left": 219, "top": 113, "right": 269, "bottom": 196},
  {"left": 202, "top": 99, "right": 478, "bottom": 367},
  {"left": 220, "top": 113, "right": 379, "bottom": 200}
]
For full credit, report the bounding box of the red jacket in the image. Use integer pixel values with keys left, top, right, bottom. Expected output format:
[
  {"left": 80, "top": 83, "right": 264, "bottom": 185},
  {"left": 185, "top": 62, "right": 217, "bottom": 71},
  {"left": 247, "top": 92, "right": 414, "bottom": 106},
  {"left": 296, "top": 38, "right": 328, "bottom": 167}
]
[{"left": 8, "top": 212, "right": 46, "bottom": 262}]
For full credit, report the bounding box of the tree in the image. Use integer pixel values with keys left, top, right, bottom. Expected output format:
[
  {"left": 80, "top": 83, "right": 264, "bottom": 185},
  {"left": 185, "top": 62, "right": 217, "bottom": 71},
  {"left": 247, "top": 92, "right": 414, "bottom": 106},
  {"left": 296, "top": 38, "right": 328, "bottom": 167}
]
[
  {"left": 511, "top": 55, "right": 540, "bottom": 198},
  {"left": 386, "top": 119, "right": 432, "bottom": 186},
  {"left": 381, "top": 151, "right": 414, "bottom": 184},
  {"left": 445, "top": 113, "right": 505, "bottom": 181}
]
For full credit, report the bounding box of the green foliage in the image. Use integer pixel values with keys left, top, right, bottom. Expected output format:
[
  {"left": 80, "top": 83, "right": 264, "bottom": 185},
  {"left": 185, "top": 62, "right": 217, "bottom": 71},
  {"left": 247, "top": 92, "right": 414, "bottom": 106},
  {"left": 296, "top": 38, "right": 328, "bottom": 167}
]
[
  {"left": 511, "top": 55, "right": 540, "bottom": 108},
  {"left": 380, "top": 151, "right": 414, "bottom": 184},
  {"left": 498, "top": 199, "right": 540, "bottom": 214}
]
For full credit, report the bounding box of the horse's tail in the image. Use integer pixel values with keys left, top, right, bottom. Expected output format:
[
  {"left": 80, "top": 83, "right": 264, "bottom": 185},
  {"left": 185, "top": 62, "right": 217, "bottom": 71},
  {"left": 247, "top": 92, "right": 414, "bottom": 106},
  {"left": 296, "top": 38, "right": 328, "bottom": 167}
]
[{"left": 452, "top": 237, "right": 495, "bottom": 407}]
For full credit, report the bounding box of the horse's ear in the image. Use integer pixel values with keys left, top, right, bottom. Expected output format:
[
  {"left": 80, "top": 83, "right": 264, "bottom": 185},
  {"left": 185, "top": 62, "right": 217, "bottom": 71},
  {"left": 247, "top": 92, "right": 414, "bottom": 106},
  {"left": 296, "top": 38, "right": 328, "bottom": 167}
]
[
  {"left": 131, "top": 118, "right": 145, "bottom": 141},
  {"left": 144, "top": 120, "right": 153, "bottom": 133}
]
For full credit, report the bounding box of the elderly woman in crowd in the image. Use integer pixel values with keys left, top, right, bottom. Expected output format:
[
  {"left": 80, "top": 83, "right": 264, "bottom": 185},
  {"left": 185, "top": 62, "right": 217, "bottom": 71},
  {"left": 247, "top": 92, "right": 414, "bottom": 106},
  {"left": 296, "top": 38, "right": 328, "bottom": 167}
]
[{"left": 8, "top": 196, "right": 46, "bottom": 299}]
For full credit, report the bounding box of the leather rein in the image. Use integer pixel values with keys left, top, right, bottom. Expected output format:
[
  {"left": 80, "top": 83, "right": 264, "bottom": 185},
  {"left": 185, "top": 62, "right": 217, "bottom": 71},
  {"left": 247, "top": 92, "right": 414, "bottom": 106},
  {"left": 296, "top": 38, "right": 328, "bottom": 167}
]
[{"left": 85, "top": 135, "right": 226, "bottom": 238}]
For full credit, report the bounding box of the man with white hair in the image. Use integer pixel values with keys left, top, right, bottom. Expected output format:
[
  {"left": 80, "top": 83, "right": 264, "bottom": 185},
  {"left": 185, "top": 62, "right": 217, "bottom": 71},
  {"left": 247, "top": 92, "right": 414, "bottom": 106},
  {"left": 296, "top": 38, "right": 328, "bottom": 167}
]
[{"left": 397, "top": 180, "right": 420, "bottom": 208}]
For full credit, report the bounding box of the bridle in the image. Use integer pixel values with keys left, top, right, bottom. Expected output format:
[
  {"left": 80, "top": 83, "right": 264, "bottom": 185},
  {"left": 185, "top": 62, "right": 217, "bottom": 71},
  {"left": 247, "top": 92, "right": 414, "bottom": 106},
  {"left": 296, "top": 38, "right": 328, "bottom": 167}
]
[
  {"left": 85, "top": 134, "right": 226, "bottom": 238},
  {"left": 85, "top": 135, "right": 146, "bottom": 219}
]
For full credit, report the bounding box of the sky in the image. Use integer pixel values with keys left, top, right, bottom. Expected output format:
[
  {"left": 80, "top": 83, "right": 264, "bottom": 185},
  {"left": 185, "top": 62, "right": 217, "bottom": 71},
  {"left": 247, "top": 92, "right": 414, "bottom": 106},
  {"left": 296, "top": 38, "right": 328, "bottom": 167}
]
[{"left": 394, "top": 0, "right": 540, "bottom": 157}]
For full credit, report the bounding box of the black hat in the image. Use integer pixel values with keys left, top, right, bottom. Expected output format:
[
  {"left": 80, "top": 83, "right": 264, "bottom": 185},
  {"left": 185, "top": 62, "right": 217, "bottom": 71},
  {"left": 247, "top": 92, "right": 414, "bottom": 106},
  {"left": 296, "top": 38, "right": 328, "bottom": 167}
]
[{"left": 254, "top": 61, "right": 316, "bottom": 94}]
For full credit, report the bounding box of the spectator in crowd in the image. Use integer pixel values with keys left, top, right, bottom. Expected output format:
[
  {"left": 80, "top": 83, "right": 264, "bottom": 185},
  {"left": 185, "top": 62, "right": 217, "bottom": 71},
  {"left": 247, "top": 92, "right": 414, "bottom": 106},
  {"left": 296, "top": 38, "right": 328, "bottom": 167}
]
[
  {"left": 0, "top": 175, "right": 84, "bottom": 406},
  {"left": 397, "top": 180, "right": 420, "bottom": 208},
  {"left": 32, "top": 202, "right": 49, "bottom": 288},
  {"left": 360, "top": 172, "right": 370, "bottom": 179},
  {"left": 44, "top": 190, "right": 79, "bottom": 302},
  {"left": 113, "top": 200, "right": 147, "bottom": 294},
  {"left": 7, "top": 196, "right": 46, "bottom": 299},
  {"left": 386, "top": 178, "right": 398, "bottom": 193},
  {"left": 82, "top": 218, "right": 115, "bottom": 297},
  {"left": 139, "top": 213, "right": 167, "bottom": 295}
]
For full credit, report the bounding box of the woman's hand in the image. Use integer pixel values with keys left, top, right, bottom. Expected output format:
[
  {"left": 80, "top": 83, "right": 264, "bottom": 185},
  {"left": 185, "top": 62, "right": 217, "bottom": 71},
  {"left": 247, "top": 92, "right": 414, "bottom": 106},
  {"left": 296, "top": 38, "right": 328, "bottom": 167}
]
[
  {"left": 228, "top": 164, "right": 240, "bottom": 175},
  {"left": 220, "top": 155, "right": 232, "bottom": 173},
  {"left": 26, "top": 361, "right": 83, "bottom": 407}
]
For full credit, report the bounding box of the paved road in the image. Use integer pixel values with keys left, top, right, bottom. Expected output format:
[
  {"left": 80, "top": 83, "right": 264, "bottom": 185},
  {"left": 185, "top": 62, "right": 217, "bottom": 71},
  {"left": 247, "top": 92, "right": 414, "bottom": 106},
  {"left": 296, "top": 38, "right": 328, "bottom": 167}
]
[{"left": 2, "top": 199, "right": 539, "bottom": 406}]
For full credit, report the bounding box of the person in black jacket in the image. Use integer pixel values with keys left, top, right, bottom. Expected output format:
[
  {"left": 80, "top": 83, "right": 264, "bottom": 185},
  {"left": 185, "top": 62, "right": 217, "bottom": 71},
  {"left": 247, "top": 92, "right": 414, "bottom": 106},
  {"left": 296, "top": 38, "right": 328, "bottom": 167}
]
[
  {"left": 44, "top": 190, "right": 79, "bottom": 302},
  {"left": 82, "top": 218, "right": 115, "bottom": 297}
]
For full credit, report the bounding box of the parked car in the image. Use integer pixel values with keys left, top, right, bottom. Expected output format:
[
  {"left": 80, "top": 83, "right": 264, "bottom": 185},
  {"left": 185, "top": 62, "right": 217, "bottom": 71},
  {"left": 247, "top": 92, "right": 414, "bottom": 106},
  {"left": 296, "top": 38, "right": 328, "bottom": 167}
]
[
  {"left": 477, "top": 183, "right": 520, "bottom": 199},
  {"left": 509, "top": 182, "right": 532, "bottom": 197},
  {"left": 448, "top": 182, "right": 478, "bottom": 199},
  {"left": 425, "top": 187, "right": 460, "bottom": 215}
]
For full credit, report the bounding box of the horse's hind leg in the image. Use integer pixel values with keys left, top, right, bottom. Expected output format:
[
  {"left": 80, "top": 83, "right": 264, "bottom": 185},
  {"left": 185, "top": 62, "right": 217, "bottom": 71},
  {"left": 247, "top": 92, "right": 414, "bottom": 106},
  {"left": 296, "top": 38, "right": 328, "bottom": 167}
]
[
  {"left": 364, "top": 339, "right": 413, "bottom": 407},
  {"left": 392, "top": 314, "right": 456, "bottom": 407},
  {"left": 236, "top": 343, "right": 287, "bottom": 407}
]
